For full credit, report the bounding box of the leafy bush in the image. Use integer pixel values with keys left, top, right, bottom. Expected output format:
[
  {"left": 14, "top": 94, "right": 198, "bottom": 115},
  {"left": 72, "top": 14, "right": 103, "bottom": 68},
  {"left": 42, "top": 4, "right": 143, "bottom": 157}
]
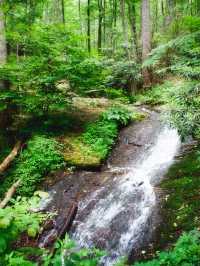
[
  {"left": 0, "top": 196, "right": 45, "bottom": 262},
  {"left": 83, "top": 106, "right": 132, "bottom": 159},
  {"left": 144, "top": 31, "right": 200, "bottom": 80},
  {"left": 101, "top": 106, "right": 132, "bottom": 125},
  {"left": 168, "top": 81, "right": 200, "bottom": 139},
  {"left": 105, "top": 60, "right": 141, "bottom": 93},
  {"left": 133, "top": 230, "right": 200, "bottom": 266},
  {"left": 83, "top": 120, "right": 118, "bottom": 159},
  {"left": 0, "top": 135, "right": 64, "bottom": 197}
]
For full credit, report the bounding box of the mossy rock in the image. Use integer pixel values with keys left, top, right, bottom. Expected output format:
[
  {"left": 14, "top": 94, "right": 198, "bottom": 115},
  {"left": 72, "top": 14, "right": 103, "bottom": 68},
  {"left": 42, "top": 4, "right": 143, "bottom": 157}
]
[{"left": 61, "top": 134, "right": 102, "bottom": 168}]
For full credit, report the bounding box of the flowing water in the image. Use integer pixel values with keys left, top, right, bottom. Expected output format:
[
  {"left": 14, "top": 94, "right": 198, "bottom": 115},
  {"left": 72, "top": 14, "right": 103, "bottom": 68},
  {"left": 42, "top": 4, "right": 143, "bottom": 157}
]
[
  {"left": 71, "top": 116, "right": 181, "bottom": 265},
  {"left": 39, "top": 110, "right": 181, "bottom": 265}
]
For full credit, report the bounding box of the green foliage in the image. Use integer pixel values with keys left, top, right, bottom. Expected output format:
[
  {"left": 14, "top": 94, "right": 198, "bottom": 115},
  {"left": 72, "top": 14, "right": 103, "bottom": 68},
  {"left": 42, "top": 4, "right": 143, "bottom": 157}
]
[
  {"left": 134, "top": 81, "right": 175, "bottom": 106},
  {"left": 144, "top": 31, "right": 200, "bottom": 80},
  {"left": 133, "top": 230, "right": 200, "bottom": 266},
  {"left": 69, "top": 57, "right": 107, "bottom": 95},
  {"left": 105, "top": 60, "right": 141, "bottom": 92},
  {"left": 83, "top": 106, "right": 132, "bottom": 159},
  {"left": 101, "top": 106, "right": 132, "bottom": 125},
  {"left": 83, "top": 120, "right": 118, "bottom": 159},
  {"left": 0, "top": 196, "right": 45, "bottom": 259},
  {"left": 0, "top": 135, "right": 64, "bottom": 197},
  {"left": 168, "top": 81, "right": 200, "bottom": 139},
  {"left": 43, "top": 234, "right": 104, "bottom": 266}
]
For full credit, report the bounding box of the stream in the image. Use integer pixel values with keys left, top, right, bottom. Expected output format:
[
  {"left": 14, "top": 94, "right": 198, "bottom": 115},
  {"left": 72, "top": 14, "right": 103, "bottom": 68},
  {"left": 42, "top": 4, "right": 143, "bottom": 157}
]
[{"left": 39, "top": 109, "right": 181, "bottom": 265}]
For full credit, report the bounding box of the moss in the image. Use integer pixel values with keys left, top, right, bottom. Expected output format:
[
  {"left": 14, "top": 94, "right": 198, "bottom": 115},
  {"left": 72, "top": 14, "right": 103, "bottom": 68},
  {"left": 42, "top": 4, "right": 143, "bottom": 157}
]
[
  {"left": 157, "top": 149, "right": 200, "bottom": 248},
  {"left": 61, "top": 134, "right": 102, "bottom": 168}
]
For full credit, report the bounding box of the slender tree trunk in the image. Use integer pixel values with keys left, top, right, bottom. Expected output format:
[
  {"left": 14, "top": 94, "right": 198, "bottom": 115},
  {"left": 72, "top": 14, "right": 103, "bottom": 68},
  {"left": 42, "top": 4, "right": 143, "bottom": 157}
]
[
  {"left": 141, "top": 0, "right": 151, "bottom": 86},
  {"left": 0, "top": 1, "right": 6, "bottom": 65},
  {"left": 165, "top": 0, "right": 174, "bottom": 26},
  {"left": 78, "top": 0, "right": 83, "bottom": 34},
  {"left": 196, "top": 0, "right": 200, "bottom": 15},
  {"left": 112, "top": 0, "right": 117, "bottom": 52},
  {"left": 0, "top": 0, "right": 9, "bottom": 127},
  {"left": 87, "top": 0, "right": 91, "bottom": 53},
  {"left": 103, "top": 0, "right": 106, "bottom": 46},
  {"left": 120, "top": 0, "right": 129, "bottom": 58},
  {"left": 98, "top": 0, "right": 103, "bottom": 53},
  {"left": 61, "top": 0, "right": 65, "bottom": 24},
  {"left": 127, "top": 0, "right": 139, "bottom": 61}
]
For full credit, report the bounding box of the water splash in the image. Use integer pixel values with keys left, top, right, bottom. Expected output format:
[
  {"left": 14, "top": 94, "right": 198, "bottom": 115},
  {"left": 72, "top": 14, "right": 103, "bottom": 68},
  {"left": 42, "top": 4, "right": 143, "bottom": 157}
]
[{"left": 72, "top": 126, "right": 181, "bottom": 265}]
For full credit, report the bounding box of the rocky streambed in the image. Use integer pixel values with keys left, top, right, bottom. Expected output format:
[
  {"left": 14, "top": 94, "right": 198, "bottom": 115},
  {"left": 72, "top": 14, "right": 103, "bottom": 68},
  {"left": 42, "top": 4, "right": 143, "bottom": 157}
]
[{"left": 36, "top": 107, "right": 183, "bottom": 265}]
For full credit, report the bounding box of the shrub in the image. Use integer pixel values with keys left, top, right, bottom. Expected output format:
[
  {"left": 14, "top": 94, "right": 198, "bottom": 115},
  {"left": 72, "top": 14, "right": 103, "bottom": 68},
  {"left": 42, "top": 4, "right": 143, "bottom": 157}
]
[
  {"left": 0, "top": 196, "right": 45, "bottom": 260},
  {"left": 82, "top": 106, "right": 132, "bottom": 159},
  {"left": 143, "top": 31, "right": 200, "bottom": 80},
  {"left": 168, "top": 81, "right": 200, "bottom": 139},
  {"left": 101, "top": 106, "right": 133, "bottom": 125},
  {"left": 105, "top": 60, "right": 141, "bottom": 93},
  {"left": 0, "top": 135, "right": 64, "bottom": 197},
  {"left": 133, "top": 230, "right": 200, "bottom": 266}
]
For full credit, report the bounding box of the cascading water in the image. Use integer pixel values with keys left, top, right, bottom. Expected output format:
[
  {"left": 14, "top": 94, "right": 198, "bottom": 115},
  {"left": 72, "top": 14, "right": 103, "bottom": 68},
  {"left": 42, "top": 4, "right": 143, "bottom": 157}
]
[{"left": 71, "top": 125, "right": 181, "bottom": 265}]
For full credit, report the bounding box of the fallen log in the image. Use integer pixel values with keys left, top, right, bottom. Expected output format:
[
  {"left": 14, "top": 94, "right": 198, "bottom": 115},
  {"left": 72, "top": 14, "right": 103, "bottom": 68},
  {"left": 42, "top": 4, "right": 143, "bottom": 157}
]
[
  {"left": 38, "top": 202, "right": 78, "bottom": 249},
  {"left": 0, "top": 141, "right": 22, "bottom": 174},
  {"left": 58, "top": 203, "right": 78, "bottom": 239},
  {"left": 0, "top": 180, "right": 21, "bottom": 208}
]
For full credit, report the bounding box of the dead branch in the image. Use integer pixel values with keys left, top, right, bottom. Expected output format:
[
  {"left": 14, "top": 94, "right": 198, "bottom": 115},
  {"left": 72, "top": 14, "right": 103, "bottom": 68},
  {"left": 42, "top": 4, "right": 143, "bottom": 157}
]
[
  {"left": 0, "top": 141, "right": 22, "bottom": 174},
  {"left": 0, "top": 180, "right": 21, "bottom": 208}
]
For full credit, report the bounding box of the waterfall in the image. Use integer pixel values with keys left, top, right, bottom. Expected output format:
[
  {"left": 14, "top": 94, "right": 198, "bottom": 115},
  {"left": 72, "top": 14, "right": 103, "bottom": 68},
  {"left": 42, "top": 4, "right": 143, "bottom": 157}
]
[{"left": 72, "top": 126, "right": 181, "bottom": 265}]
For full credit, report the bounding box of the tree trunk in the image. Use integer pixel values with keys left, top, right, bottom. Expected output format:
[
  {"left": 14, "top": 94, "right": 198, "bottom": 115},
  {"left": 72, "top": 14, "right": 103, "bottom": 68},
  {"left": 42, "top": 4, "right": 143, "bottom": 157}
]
[
  {"left": 61, "top": 0, "right": 65, "bottom": 24},
  {"left": 0, "top": 0, "right": 6, "bottom": 89},
  {"left": 141, "top": 0, "right": 151, "bottom": 87},
  {"left": 0, "top": 0, "right": 8, "bottom": 127},
  {"left": 196, "top": 0, "right": 200, "bottom": 15},
  {"left": 87, "top": 0, "right": 91, "bottom": 53},
  {"left": 120, "top": 0, "right": 129, "bottom": 58},
  {"left": 98, "top": 0, "right": 103, "bottom": 53},
  {"left": 127, "top": 0, "right": 139, "bottom": 61},
  {"left": 165, "top": 0, "right": 175, "bottom": 26},
  {"left": 103, "top": 0, "right": 106, "bottom": 46}
]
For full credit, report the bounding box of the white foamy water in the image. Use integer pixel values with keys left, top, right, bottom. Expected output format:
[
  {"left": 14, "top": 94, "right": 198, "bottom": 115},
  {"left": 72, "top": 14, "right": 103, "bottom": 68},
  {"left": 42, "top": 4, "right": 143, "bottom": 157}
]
[{"left": 72, "top": 126, "right": 181, "bottom": 265}]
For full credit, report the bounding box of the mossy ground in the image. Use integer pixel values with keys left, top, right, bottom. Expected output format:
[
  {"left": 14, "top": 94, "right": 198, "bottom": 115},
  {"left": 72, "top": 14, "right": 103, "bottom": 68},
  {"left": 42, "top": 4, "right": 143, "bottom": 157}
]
[{"left": 157, "top": 148, "right": 200, "bottom": 248}]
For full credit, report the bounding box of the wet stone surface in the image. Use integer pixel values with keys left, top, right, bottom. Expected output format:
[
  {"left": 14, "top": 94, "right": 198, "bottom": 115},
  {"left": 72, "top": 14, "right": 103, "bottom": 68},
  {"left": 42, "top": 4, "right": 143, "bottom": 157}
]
[{"left": 37, "top": 108, "right": 181, "bottom": 265}]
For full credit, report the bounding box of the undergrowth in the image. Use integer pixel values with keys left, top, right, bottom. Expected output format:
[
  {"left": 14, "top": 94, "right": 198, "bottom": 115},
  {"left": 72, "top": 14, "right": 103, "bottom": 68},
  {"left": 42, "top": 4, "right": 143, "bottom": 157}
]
[
  {"left": 133, "top": 230, "right": 200, "bottom": 266},
  {"left": 0, "top": 196, "right": 46, "bottom": 265},
  {"left": 82, "top": 106, "right": 134, "bottom": 160},
  {"left": 0, "top": 135, "right": 64, "bottom": 197}
]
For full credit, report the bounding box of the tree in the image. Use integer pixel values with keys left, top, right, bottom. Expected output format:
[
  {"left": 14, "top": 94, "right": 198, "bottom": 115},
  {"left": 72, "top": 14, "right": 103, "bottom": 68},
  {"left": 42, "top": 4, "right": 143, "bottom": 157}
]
[
  {"left": 61, "top": 0, "right": 65, "bottom": 24},
  {"left": 98, "top": 0, "right": 103, "bottom": 53},
  {"left": 0, "top": 0, "right": 8, "bottom": 128},
  {"left": 141, "top": 0, "right": 151, "bottom": 86},
  {"left": 0, "top": 0, "right": 6, "bottom": 73},
  {"left": 120, "top": 0, "right": 129, "bottom": 58},
  {"left": 87, "top": 0, "right": 91, "bottom": 53},
  {"left": 127, "top": 0, "right": 139, "bottom": 61}
]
